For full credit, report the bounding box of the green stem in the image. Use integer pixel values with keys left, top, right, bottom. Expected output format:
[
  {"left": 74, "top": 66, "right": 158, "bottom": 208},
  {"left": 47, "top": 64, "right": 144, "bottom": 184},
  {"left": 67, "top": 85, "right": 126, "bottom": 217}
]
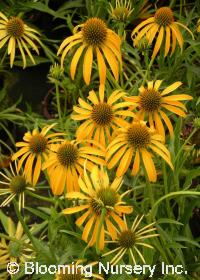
[
  {"left": 55, "top": 81, "right": 64, "bottom": 130},
  {"left": 13, "top": 200, "right": 37, "bottom": 249},
  {"left": 142, "top": 55, "right": 155, "bottom": 85},
  {"left": 142, "top": 161, "right": 154, "bottom": 210},
  {"left": 175, "top": 128, "right": 197, "bottom": 163},
  {"left": 0, "top": 51, "right": 7, "bottom": 66},
  {"left": 150, "top": 191, "right": 200, "bottom": 219},
  {"left": 162, "top": 161, "right": 172, "bottom": 218},
  {"left": 96, "top": 208, "right": 107, "bottom": 255},
  {"left": 170, "top": 0, "right": 176, "bottom": 7},
  {"left": 0, "top": 233, "right": 19, "bottom": 242},
  {"left": 26, "top": 190, "right": 54, "bottom": 203},
  {"left": 118, "top": 22, "right": 125, "bottom": 38}
]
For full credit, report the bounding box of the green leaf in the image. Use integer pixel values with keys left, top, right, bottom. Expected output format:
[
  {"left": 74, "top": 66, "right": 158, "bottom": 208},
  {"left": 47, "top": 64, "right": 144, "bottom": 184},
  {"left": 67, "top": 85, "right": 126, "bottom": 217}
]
[
  {"left": 0, "top": 210, "right": 15, "bottom": 235},
  {"left": 173, "top": 237, "right": 200, "bottom": 249},
  {"left": 25, "top": 207, "right": 50, "bottom": 220},
  {"left": 157, "top": 218, "right": 183, "bottom": 226}
]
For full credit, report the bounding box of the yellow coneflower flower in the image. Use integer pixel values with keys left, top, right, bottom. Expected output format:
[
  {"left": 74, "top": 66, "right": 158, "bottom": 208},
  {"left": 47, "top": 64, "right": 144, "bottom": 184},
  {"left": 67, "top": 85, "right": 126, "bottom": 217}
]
[
  {"left": 42, "top": 140, "right": 105, "bottom": 195},
  {"left": 0, "top": 219, "right": 34, "bottom": 279},
  {"left": 125, "top": 80, "right": 193, "bottom": 140},
  {"left": 103, "top": 215, "right": 158, "bottom": 265},
  {"left": 55, "top": 260, "right": 103, "bottom": 280},
  {"left": 72, "top": 85, "right": 135, "bottom": 147},
  {"left": 109, "top": 0, "right": 134, "bottom": 22},
  {"left": 0, "top": 12, "right": 42, "bottom": 68},
  {"left": 0, "top": 160, "right": 34, "bottom": 210},
  {"left": 63, "top": 166, "right": 133, "bottom": 250},
  {"left": 12, "top": 124, "right": 64, "bottom": 186},
  {"left": 106, "top": 120, "right": 173, "bottom": 182},
  {"left": 131, "top": 7, "right": 194, "bottom": 59},
  {"left": 57, "top": 17, "right": 122, "bottom": 85},
  {"left": 197, "top": 19, "right": 200, "bottom": 32}
]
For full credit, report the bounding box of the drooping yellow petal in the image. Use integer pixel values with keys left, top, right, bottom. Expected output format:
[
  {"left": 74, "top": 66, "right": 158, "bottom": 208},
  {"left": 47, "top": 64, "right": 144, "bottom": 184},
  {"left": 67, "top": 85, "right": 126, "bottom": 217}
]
[
  {"left": 70, "top": 44, "right": 86, "bottom": 80},
  {"left": 20, "top": 38, "right": 35, "bottom": 64},
  {"left": 161, "top": 104, "right": 186, "bottom": 117},
  {"left": 152, "top": 26, "right": 164, "bottom": 59},
  {"left": 82, "top": 215, "right": 95, "bottom": 242},
  {"left": 154, "top": 111, "right": 165, "bottom": 140},
  {"left": 134, "top": 23, "right": 155, "bottom": 46},
  {"left": 170, "top": 23, "right": 183, "bottom": 51},
  {"left": 116, "top": 148, "right": 132, "bottom": 177},
  {"left": 88, "top": 218, "right": 100, "bottom": 246},
  {"left": 57, "top": 33, "right": 82, "bottom": 55},
  {"left": 131, "top": 17, "right": 155, "bottom": 37},
  {"left": 176, "top": 22, "right": 194, "bottom": 39},
  {"left": 141, "top": 149, "right": 157, "bottom": 182},
  {"left": 96, "top": 47, "right": 106, "bottom": 85},
  {"left": 101, "top": 45, "right": 119, "bottom": 80},
  {"left": 17, "top": 39, "right": 26, "bottom": 68},
  {"left": 8, "top": 37, "right": 16, "bottom": 67},
  {"left": 0, "top": 35, "right": 9, "bottom": 49},
  {"left": 12, "top": 147, "right": 29, "bottom": 160},
  {"left": 110, "top": 212, "right": 126, "bottom": 231},
  {"left": 159, "top": 110, "right": 174, "bottom": 138},
  {"left": 83, "top": 46, "right": 93, "bottom": 85},
  {"left": 32, "top": 155, "right": 41, "bottom": 186},
  {"left": 107, "top": 145, "right": 128, "bottom": 169},
  {"left": 60, "top": 39, "right": 82, "bottom": 68},
  {"left": 171, "top": 31, "right": 177, "bottom": 55},
  {"left": 51, "top": 165, "right": 65, "bottom": 195},
  {"left": 105, "top": 218, "right": 118, "bottom": 240},
  {"left": 99, "top": 224, "right": 105, "bottom": 250},
  {"left": 76, "top": 210, "right": 91, "bottom": 227},
  {"left": 165, "top": 26, "right": 171, "bottom": 57},
  {"left": 131, "top": 149, "right": 140, "bottom": 175},
  {"left": 23, "top": 35, "right": 39, "bottom": 54},
  {"left": 106, "top": 39, "right": 122, "bottom": 66},
  {"left": 150, "top": 144, "right": 173, "bottom": 170},
  {"left": 147, "top": 23, "right": 159, "bottom": 45}
]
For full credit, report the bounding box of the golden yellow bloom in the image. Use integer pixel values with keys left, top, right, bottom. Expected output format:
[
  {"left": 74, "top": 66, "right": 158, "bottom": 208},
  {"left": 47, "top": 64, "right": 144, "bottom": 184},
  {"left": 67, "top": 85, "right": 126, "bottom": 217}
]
[
  {"left": 197, "top": 19, "right": 200, "bottom": 32},
  {"left": 109, "top": 0, "right": 134, "bottom": 22},
  {"left": 57, "top": 17, "right": 122, "bottom": 85},
  {"left": 106, "top": 120, "right": 173, "bottom": 182},
  {"left": 72, "top": 85, "right": 135, "bottom": 147},
  {"left": 0, "top": 160, "right": 34, "bottom": 210},
  {"left": 55, "top": 260, "right": 103, "bottom": 280},
  {"left": 131, "top": 7, "right": 194, "bottom": 59},
  {"left": 103, "top": 215, "right": 158, "bottom": 265},
  {"left": 42, "top": 140, "right": 105, "bottom": 195},
  {"left": 0, "top": 12, "right": 42, "bottom": 68},
  {"left": 0, "top": 219, "right": 34, "bottom": 279},
  {"left": 125, "top": 80, "right": 193, "bottom": 140},
  {"left": 63, "top": 166, "right": 133, "bottom": 250},
  {"left": 12, "top": 124, "right": 64, "bottom": 186}
]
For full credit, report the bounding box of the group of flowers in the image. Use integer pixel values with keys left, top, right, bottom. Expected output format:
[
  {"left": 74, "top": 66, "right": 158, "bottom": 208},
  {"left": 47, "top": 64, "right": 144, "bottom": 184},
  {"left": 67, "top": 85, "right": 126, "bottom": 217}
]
[{"left": 0, "top": 2, "right": 196, "bottom": 279}]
